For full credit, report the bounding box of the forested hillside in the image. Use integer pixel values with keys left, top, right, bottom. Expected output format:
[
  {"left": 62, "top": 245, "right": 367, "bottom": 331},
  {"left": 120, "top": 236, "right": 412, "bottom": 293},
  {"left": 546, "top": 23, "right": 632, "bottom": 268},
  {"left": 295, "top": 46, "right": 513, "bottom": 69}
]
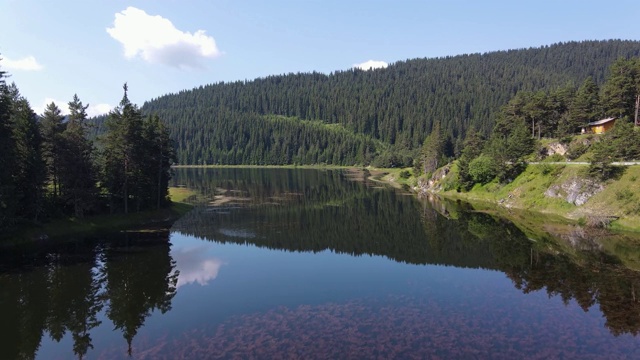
[{"left": 140, "top": 40, "right": 640, "bottom": 165}]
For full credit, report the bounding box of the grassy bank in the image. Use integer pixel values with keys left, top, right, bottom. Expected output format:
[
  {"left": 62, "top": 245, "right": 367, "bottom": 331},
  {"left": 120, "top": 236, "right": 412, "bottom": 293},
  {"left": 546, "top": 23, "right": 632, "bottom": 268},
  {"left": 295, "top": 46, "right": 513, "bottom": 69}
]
[
  {"left": 436, "top": 164, "right": 640, "bottom": 232},
  {"left": 4, "top": 187, "right": 195, "bottom": 244},
  {"left": 367, "top": 167, "right": 417, "bottom": 189}
]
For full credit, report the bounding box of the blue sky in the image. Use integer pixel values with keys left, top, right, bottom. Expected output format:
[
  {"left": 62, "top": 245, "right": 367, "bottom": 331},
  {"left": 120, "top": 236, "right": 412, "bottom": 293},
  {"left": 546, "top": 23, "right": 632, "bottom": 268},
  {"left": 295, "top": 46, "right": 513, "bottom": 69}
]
[{"left": 1, "top": 0, "right": 639, "bottom": 116}]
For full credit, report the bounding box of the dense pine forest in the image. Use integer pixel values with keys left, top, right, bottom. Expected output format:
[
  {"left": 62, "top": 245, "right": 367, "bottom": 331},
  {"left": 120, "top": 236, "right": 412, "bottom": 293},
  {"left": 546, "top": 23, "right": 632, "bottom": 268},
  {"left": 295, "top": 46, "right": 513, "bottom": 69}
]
[
  {"left": 135, "top": 40, "right": 640, "bottom": 166},
  {"left": 0, "top": 63, "right": 174, "bottom": 235}
]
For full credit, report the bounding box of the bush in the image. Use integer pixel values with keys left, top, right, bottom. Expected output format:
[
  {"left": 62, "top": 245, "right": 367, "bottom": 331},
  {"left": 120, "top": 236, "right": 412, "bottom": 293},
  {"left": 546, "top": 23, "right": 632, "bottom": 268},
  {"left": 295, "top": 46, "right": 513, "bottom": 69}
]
[
  {"left": 468, "top": 155, "right": 497, "bottom": 184},
  {"left": 399, "top": 170, "right": 411, "bottom": 179},
  {"left": 545, "top": 154, "right": 565, "bottom": 162},
  {"left": 541, "top": 164, "right": 565, "bottom": 176},
  {"left": 566, "top": 143, "right": 589, "bottom": 160},
  {"left": 560, "top": 136, "right": 573, "bottom": 145}
]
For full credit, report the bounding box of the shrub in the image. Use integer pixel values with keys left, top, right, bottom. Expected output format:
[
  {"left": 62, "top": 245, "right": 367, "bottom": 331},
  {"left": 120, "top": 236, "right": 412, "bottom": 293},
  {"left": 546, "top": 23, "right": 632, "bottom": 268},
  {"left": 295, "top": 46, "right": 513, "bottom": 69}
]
[
  {"left": 560, "top": 136, "right": 573, "bottom": 145},
  {"left": 399, "top": 170, "right": 411, "bottom": 179},
  {"left": 544, "top": 154, "right": 565, "bottom": 162},
  {"left": 541, "top": 164, "right": 565, "bottom": 176},
  {"left": 468, "top": 155, "right": 497, "bottom": 184},
  {"left": 566, "top": 143, "right": 589, "bottom": 160}
]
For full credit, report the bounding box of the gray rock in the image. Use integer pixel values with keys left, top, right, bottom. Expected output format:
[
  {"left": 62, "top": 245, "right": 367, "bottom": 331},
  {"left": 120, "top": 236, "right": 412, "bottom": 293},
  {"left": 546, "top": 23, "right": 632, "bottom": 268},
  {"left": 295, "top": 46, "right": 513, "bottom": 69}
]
[{"left": 544, "top": 177, "right": 603, "bottom": 206}]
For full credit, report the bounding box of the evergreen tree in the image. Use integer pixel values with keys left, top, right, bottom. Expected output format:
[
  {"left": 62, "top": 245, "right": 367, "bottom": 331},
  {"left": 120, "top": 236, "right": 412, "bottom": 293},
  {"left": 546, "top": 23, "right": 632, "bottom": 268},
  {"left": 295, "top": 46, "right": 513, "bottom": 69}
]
[
  {"left": 40, "top": 102, "right": 65, "bottom": 199},
  {"left": 547, "top": 85, "right": 576, "bottom": 137},
  {"left": 141, "top": 114, "right": 174, "bottom": 209},
  {"left": 522, "top": 91, "right": 550, "bottom": 139},
  {"left": 457, "top": 130, "right": 485, "bottom": 190},
  {"left": 419, "top": 122, "right": 446, "bottom": 175},
  {"left": 567, "top": 77, "right": 600, "bottom": 130},
  {"left": 9, "top": 84, "right": 46, "bottom": 221},
  {"left": 601, "top": 58, "right": 640, "bottom": 119},
  {"left": 485, "top": 119, "right": 534, "bottom": 182},
  {"left": 59, "top": 95, "right": 98, "bottom": 218},
  {"left": 102, "top": 84, "right": 145, "bottom": 214},
  {"left": 0, "top": 60, "right": 17, "bottom": 230}
]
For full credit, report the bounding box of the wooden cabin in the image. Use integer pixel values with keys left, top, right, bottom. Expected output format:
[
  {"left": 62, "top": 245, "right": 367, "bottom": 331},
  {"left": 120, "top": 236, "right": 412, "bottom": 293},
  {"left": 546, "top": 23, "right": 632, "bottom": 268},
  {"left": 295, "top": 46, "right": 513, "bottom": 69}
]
[{"left": 582, "top": 117, "right": 616, "bottom": 134}]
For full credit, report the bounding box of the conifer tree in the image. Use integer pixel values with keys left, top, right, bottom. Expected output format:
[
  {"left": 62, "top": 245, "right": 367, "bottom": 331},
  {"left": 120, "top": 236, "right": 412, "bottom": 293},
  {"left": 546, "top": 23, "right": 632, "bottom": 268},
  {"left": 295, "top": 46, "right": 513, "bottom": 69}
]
[
  {"left": 8, "top": 84, "right": 46, "bottom": 221},
  {"left": 601, "top": 58, "right": 639, "bottom": 119},
  {"left": 0, "top": 60, "right": 17, "bottom": 230},
  {"left": 457, "top": 130, "right": 485, "bottom": 190},
  {"left": 59, "top": 95, "right": 98, "bottom": 217},
  {"left": 419, "top": 122, "right": 446, "bottom": 175},
  {"left": 570, "top": 77, "right": 600, "bottom": 125},
  {"left": 101, "top": 84, "right": 146, "bottom": 214},
  {"left": 141, "top": 114, "right": 174, "bottom": 209},
  {"left": 40, "top": 102, "right": 65, "bottom": 199}
]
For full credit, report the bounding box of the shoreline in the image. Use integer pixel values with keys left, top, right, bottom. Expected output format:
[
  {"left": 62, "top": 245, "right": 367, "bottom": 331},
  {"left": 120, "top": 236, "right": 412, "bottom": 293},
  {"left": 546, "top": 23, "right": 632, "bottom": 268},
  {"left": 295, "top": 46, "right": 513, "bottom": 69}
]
[{"left": 2, "top": 187, "right": 196, "bottom": 245}]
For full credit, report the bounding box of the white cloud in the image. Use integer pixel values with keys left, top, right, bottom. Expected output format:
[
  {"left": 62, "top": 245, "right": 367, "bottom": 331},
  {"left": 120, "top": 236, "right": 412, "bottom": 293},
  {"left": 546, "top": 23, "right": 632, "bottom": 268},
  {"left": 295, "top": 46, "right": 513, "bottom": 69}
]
[
  {"left": 87, "top": 103, "right": 112, "bottom": 117},
  {"left": 353, "top": 60, "right": 388, "bottom": 71},
  {"left": 33, "top": 98, "right": 69, "bottom": 117},
  {"left": 107, "top": 7, "right": 221, "bottom": 69},
  {"left": 33, "top": 98, "right": 111, "bottom": 118},
  {"left": 1, "top": 55, "right": 44, "bottom": 71}
]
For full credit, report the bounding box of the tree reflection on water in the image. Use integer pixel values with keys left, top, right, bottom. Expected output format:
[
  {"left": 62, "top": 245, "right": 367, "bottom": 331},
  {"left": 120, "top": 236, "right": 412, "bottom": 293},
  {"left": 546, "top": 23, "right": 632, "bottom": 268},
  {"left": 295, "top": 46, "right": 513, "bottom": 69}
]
[{"left": 0, "top": 230, "right": 178, "bottom": 359}]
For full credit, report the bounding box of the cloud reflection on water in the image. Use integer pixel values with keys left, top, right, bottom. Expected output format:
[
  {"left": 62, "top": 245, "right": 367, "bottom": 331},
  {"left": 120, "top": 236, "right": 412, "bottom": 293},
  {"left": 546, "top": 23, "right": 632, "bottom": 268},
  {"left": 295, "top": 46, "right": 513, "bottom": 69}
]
[{"left": 172, "top": 245, "right": 226, "bottom": 288}]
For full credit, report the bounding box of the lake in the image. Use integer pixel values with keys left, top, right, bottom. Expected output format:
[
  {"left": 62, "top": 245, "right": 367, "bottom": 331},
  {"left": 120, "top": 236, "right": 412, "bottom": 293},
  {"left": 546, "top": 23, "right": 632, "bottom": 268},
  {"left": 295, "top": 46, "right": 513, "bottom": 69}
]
[{"left": 2, "top": 168, "right": 640, "bottom": 359}]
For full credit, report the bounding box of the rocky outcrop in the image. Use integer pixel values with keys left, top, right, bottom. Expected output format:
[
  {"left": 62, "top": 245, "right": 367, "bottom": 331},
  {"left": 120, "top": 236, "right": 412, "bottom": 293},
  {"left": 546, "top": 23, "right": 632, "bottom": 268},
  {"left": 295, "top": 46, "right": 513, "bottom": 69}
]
[
  {"left": 544, "top": 177, "right": 604, "bottom": 206},
  {"left": 417, "top": 164, "right": 451, "bottom": 193},
  {"left": 545, "top": 142, "right": 568, "bottom": 156}
]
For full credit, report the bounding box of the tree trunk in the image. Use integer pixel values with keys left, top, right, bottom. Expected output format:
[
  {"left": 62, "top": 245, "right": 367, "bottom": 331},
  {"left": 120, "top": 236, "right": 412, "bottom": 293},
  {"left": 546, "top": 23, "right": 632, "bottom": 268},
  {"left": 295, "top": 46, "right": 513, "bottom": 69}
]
[
  {"left": 635, "top": 94, "right": 640, "bottom": 126},
  {"left": 531, "top": 118, "right": 535, "bottom": 137},
  {"left": 124, "top": 157, "right": 128, "bottom": 214},
  {"left": 538, "top": 122, "right": 542, "bottom": 140},
  {"left": 157, "top": 149, "right": 162, "bottom": 209}
]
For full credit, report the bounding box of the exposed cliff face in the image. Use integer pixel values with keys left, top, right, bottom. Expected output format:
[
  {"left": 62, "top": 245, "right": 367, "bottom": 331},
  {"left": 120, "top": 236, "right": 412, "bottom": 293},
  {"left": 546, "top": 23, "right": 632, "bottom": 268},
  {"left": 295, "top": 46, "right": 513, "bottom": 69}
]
[
  {"left": 544, "top": 177, "right": 604, "bottom": 206},
  {"left": 544, "top": 142, "right": 569, "bottom": 157},
  {"left": 417, "top": 165, "right": 451, "bottom": 193}
]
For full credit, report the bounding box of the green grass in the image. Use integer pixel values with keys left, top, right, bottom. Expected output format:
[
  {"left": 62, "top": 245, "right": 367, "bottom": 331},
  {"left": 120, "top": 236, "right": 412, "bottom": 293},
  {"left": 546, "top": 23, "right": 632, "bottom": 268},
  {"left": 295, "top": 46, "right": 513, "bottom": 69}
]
[
  {"left": 586, "top": 167, "right": 640, "bottom": 231},
  {"left": 436, "top": 160, "right": 640, "bottom": 232},
  {"left": 369, "top": 167, "right": 417, "bottom": 190},
  {"left": 169, "top": 186, "right": 198, "bottom": 203}
]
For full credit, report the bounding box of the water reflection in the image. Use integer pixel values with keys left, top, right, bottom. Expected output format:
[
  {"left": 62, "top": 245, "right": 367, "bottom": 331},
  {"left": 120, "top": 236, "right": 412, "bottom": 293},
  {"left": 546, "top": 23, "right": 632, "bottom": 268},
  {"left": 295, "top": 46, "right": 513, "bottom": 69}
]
[
  {"left": 172, "top": 244, "right": 225, "bottom": 288},
  {"left": 173, "top": 168, "right": 640, "bottom": 338},
  {"left": 0, "top": 231, "right": 178, "bottom": 359},
  {"left": 3, "top": 168, "right": 640, "bottom": 358}
]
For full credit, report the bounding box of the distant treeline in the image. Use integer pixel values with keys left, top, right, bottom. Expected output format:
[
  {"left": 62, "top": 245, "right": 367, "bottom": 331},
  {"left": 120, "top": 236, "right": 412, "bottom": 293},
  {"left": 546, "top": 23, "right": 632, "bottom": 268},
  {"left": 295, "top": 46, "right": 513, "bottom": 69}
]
[
  {"left": 101, "top": 39, "right": 640, "bottom": 166},
  {"left": 0, "top": 63, "right": 174, "bottom": 235}
]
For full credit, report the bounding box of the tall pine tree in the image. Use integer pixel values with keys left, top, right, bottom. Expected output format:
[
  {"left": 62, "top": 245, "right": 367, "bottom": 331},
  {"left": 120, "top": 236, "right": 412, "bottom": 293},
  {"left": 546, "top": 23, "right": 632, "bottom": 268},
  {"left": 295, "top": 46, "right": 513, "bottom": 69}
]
[
  {"left": 59, "top": 95, "right": 98, "bottom": 217},
  {"left": 0, "top": 59, "right": 17, "bottom": 230},
  {"left": 8, "top": 84, "right": 46, "bottom": 221},
  {"left": 101, "top": 84, "right": 146, "bottom": 214},
  {"left": 40, "top": 102, "right": 65, "bottom": 200}
]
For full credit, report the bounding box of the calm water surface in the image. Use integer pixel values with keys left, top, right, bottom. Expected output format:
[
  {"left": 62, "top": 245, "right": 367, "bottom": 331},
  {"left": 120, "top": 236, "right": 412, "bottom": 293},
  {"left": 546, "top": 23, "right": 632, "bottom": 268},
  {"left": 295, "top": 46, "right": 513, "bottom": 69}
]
[{"left": 2, "top": 168, "right": 640, "bottom": 359}]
